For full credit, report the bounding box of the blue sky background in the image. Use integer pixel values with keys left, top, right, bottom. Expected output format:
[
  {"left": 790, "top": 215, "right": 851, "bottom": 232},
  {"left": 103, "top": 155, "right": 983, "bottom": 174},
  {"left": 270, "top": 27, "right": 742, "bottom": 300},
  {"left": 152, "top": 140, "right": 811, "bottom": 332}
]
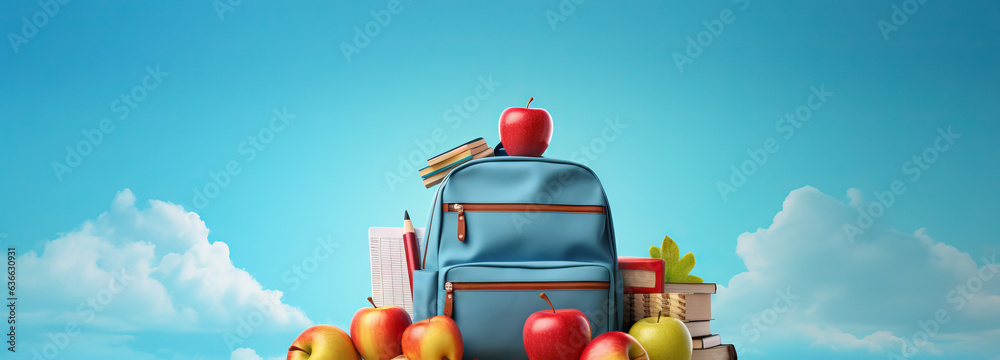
[{"left": 2, "top": 1, "right": 998, "bottom": 359}]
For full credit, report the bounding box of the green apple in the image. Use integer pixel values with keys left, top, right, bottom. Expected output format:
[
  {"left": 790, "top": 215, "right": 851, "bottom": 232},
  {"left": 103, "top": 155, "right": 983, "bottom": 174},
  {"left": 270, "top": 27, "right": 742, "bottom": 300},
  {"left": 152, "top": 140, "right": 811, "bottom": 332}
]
[{"left": 627, "top": 313, "right": 692, "bottom": 360}]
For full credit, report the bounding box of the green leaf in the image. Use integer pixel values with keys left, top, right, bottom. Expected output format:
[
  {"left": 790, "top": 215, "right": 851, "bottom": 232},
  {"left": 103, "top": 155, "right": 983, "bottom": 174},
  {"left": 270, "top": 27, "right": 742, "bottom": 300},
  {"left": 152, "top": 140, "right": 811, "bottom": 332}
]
[
  {"left": 662, "top": 235, "right": 679, "bottom": 265},
  {"left": 653, "top": 234, "right": 705, "bottom": 284},
  {"left": 672, "top": 252, "right": 695, "bottom": 279}
]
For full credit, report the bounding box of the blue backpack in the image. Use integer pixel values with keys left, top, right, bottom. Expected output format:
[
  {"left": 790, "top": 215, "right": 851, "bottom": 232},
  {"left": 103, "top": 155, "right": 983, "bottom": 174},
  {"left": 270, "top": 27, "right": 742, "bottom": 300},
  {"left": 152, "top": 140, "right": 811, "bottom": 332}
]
[{"left": 412, "top": 156, "right": 623, "bottom": 360}]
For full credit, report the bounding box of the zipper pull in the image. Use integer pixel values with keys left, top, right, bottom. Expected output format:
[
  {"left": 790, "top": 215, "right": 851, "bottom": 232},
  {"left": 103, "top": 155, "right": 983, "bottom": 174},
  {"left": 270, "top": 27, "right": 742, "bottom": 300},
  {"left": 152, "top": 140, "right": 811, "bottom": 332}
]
[
  {"left": 444, "top": 282, "right": 454, "bottom": 317},
  {"left": 454, "top": 204, "right": 465, "bottom": 241}
]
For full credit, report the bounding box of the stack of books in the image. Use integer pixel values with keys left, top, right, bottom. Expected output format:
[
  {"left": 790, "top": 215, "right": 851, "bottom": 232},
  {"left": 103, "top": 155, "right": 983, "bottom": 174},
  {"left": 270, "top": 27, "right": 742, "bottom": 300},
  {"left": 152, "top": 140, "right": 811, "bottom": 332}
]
[
  {"left": 420, "top": 137, "right": 493, "bottom": 188},
  {"left": 619, "top": 257, "right": 738, "bottom": 360}
]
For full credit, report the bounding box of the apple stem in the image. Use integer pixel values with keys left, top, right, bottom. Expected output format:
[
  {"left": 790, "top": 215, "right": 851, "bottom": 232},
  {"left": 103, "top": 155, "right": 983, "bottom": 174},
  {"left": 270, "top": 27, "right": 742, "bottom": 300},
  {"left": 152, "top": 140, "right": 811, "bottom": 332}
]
[
  {"left": 367, "top": 297, "right": 377, "bottom": 308},
  {"left": 539, "top": 292, "right": 556, "bottom": 314},
  {"left": 526, "top": 97, "right": 534, "bottom": 108},
  {"left": 657, "top": 311, "right": 662, "bottom": 323}
]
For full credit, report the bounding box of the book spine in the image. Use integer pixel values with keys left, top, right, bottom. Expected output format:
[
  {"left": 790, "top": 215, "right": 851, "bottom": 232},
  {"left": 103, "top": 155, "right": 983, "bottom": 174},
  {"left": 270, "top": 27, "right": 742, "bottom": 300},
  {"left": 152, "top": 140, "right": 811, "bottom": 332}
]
[{"left": 623, "top": 293, "right": 697, "bottom": 330}]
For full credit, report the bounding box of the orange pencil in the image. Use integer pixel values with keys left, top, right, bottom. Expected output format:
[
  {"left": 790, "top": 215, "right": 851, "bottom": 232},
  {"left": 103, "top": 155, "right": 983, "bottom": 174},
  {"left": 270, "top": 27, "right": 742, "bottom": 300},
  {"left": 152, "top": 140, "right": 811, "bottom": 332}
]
[{"left": 402, "top": 211, "right": 420, "bottom": 298}]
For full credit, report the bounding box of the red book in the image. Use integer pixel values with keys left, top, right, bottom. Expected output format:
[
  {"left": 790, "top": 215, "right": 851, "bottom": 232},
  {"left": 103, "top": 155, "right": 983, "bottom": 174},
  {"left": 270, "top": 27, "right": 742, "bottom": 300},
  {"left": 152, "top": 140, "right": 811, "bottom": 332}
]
[{"left": 618, "top": 257, "right": 664, "bottom": 293}]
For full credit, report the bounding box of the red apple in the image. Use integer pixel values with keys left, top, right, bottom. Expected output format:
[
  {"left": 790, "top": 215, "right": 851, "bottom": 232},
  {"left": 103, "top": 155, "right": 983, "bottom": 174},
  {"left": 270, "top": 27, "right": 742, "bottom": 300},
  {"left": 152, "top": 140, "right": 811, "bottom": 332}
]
[
  {"left": 523, "top": 292, "right": 592, "bottom": 360},
  {"left": 401, "top": 315, "right": 463, "bottom": 360},
  {"left": 351, "top": 297, "right": 413, "bottom": 360},
  {"left": 287, "top": 325, "right": 361, "bottom": 360},
  {"left": 580, "top": 331, "right": 649, "bottom": 360},
  {"left": 499, "top": 97, "right": 553, "bottom": 156}
]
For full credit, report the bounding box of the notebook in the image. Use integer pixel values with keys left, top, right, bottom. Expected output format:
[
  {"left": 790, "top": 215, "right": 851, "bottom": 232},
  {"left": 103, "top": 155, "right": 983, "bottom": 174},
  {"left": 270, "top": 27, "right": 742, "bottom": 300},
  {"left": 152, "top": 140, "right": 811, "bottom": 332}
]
[
  {"left": 422, "top": 146, "right": 493, "bottom": 188},
  {"left": 427, "top": 137, "right": 487, "bottom": 166},
  {"left": 368, "top": 226, "right": 425, "bottom": 317}
]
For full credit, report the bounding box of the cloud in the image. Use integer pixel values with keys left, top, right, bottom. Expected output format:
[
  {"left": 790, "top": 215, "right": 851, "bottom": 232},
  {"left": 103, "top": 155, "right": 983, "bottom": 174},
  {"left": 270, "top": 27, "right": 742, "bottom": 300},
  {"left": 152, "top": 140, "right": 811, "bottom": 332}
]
[
  {"left": 29, "top": 333, "right": 159, "bottom": 360},
  {"left": 796, "top": 325, "right": 924, "bottom": 354},
  {"left": 231, "top": 347, "right": 284, "bottom": 360},
  {"left": 715, "top": 186, "right": 1000, "bottom": 357},
  {"left": 18, "top": 189, "right": 312, "bottom": 333},
  {"left": 231, "top": 347, "right": 263, "bottom": 360}
]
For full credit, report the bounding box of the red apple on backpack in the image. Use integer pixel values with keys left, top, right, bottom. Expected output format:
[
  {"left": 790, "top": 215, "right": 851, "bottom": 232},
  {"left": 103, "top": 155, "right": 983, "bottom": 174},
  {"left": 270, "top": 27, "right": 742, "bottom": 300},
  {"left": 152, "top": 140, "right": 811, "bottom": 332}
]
[
  {"left": 499, "top": 97, "right": 553, "bottom": 157},
  {"left": 523, "top": 292, "right": 592, "bottom": 360}
]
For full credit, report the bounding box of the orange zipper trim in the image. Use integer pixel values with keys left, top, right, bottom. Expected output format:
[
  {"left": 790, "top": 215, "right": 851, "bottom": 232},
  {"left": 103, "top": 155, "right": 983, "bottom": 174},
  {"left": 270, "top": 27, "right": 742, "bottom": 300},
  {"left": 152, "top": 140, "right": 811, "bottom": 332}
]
[
  {"left": 443, "top": 281, "right": 609, "bottom": 317},
  {"left": 443, "top": 203, "right": 606, "bottom": 214},
  {"left": 443, "top": 203, "right": 606, "bottom": 242},
  {"left": 450, "top": 281, "right": 609, "bottom": 291}
]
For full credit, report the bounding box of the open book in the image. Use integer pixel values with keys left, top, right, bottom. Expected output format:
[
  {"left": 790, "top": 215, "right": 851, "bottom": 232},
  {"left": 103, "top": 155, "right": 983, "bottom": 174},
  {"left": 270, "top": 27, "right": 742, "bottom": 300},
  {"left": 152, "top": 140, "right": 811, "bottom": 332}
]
[{"left": 368, "top": 227, "right": 425, "bottom": 317}]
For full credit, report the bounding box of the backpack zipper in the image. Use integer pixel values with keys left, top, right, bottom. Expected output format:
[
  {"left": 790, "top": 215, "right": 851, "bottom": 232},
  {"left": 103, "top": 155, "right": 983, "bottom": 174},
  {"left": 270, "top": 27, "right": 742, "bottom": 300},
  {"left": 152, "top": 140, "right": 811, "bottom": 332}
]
[
  {"left": 443, "top": 203, "right": 606, "bottom": 242},
  {"left": 443, "top": 280, "right": 609, "bottom": 317}
]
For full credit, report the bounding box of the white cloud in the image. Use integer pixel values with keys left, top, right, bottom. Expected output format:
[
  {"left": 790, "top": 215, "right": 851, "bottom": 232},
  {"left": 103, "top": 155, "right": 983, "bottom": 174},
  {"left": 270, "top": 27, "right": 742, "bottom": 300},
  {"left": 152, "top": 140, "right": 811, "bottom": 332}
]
[
  {"left": 716, "top": 186, "right": 1000, "bottom": 357},
  {"left": 18, "top": 189, "right": 311, "bottom": 333},
  {"left": 231, "top": 347, "right": 285, "bottom": 360},
  {"left": 796, "top": 325, "right": 925, "bottom": 354},
  {"left": 231, "top": 347, "right": 264, "bottom": 360}
]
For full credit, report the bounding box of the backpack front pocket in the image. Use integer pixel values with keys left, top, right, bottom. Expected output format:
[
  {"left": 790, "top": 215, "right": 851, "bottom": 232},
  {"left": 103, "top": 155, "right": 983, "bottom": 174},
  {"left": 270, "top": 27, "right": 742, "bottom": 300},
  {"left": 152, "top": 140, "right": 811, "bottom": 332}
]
[
  {"left": 440, "top": 262, "right": 613, "bottom": 360},
  {"left": 438, "top": 203, "right": 612, "bottom": 266},
  {"left": 443, "top": 203, "right": 605, "bottom": 242}
]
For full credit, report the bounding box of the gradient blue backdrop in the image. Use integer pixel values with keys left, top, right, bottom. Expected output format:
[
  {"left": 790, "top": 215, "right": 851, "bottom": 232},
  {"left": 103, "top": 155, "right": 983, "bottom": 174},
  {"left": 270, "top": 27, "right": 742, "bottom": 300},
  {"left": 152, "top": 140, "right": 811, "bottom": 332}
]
[{"left": 2, "top": 1, "right": 998, "bottom": 359}]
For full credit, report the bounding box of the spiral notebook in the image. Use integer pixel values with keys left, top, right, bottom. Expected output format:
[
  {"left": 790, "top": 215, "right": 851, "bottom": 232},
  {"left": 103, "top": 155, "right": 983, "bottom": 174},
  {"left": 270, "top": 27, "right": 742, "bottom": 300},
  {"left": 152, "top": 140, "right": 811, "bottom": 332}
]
[{"left": 368, "top": 227, "right": 425, "bottom": 317}]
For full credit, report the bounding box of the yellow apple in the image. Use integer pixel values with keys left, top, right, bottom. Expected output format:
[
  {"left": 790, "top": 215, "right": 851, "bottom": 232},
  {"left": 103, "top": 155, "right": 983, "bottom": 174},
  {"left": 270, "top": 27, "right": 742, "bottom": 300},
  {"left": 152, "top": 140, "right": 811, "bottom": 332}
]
[
  {"left": 401, "top": 316, "right": 463, "bottom": 360},
  {"left": 287, "top": 325, "right": 361, "bottom": 360}
]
